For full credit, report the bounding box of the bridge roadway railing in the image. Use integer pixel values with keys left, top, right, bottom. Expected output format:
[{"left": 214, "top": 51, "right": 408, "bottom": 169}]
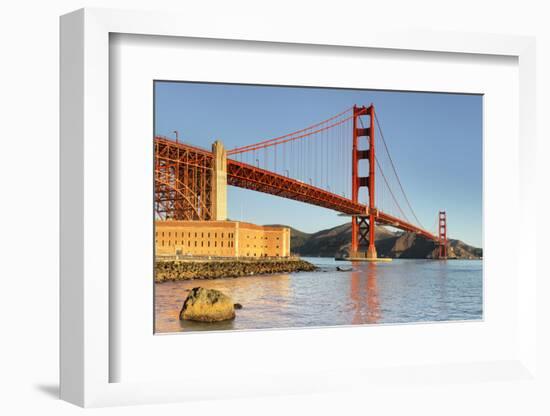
[
  {"left": 226, "top": 159, "right": 367, "bottom": 216},
  {"left": 154, "top": 137, "right": 439, "bottom": 242}
]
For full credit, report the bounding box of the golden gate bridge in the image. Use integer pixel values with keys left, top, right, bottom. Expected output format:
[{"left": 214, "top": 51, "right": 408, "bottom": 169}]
[{"left": 154, "top": 104, "right": 448, "bottom": 259}]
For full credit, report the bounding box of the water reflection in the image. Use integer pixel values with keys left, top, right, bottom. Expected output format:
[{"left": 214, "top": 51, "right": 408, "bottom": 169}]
[
  {"left": 155, "top": 258, "right": 482, "bottom": 333},
  {"left": 156, "top": 273, "right": 292, "bottom": 333},
  {"left": 435, "top": 260, "right": 449, "bottom": 320},
  {"left": 350, "top": 263, "right": 381, "bottom": 325}
]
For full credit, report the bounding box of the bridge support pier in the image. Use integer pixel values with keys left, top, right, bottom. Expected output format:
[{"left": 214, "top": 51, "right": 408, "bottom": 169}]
[
  {"left": 350, "top": 215, "right": 377, "bottom": 259},
  {"left": 367, "top": 227, "right": 377, "bottom": 259}
]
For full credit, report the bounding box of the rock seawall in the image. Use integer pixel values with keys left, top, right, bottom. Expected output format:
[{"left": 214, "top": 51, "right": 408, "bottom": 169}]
[{"left": 155, "top": 258, "right": 316, "bottom": 282}]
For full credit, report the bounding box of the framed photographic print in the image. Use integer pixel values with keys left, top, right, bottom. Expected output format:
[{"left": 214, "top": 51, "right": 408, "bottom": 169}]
[
  {"left": 60, "top": 8, "right": 537, "bottom": 407},
  {"left": 152, "top": 81, "right": 483, "bottom": 334}
]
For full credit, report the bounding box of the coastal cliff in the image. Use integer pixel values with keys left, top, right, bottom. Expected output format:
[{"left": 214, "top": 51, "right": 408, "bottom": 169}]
[{"left": 281, "top": 223, "right": 482, "bottom": 259}]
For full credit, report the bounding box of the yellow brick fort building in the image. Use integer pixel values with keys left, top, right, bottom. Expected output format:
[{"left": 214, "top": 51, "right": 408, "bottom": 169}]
[{"left": 155, "top": 220, "right": 290, "bottom": 258}]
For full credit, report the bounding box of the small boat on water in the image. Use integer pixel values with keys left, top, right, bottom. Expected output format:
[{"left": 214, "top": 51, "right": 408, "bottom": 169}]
[{"left": 336, "top": 266, "right": 353, "bottom": 272}]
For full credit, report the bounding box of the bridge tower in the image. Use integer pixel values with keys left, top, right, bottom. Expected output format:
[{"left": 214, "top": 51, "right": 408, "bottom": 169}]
[
  {"left": 351, "top": 104, "right": 377, "bottom": 259},
  {"left": 438, "top": 211, "right": 448, "bottom": 259},
  {"left": 211, "top": 140, "right": 228, "bottom": 221}
]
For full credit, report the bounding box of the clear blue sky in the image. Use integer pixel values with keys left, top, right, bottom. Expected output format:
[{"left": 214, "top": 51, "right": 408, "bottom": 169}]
[{"left": 155, "top": 82, "right": 482, "bottom": 248}]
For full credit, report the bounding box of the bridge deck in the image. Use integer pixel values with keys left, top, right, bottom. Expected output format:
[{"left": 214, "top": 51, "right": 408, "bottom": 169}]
[{"left": 155, "top": 137, "right": 439, "bottom": 242}]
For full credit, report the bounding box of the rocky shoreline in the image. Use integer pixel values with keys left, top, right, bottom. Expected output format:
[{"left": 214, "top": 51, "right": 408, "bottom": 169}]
[{"left": 155, "top": 258, "right": 316, "bottom": 283}]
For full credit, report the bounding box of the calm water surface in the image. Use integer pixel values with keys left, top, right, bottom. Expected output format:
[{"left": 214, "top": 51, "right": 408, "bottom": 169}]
[{"left": 155, "top": 258, "right": 482, "bottom": 333}]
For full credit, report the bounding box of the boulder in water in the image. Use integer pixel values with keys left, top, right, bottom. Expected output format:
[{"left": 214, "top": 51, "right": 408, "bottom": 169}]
[{"left": 179, "top": 287, "right": 235, "bottom": 322}]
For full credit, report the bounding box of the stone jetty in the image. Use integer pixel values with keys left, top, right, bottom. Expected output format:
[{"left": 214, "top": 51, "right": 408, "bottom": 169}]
[{"left": 155, "top": 257, "right": 316, "bottom": 282}]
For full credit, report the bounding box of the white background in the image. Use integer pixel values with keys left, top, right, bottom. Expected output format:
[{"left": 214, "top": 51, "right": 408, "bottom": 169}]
[{"left": 1, "top": 1, "right": 549, "bottom": 415}]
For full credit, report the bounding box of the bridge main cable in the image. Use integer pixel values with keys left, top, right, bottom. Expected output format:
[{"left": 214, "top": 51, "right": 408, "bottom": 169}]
[
  {"left": 227, "top": 106, "right": 360, "bottom": 155},
  {"left": 374, "top": 112, "right": 425, "bottom": 229}
]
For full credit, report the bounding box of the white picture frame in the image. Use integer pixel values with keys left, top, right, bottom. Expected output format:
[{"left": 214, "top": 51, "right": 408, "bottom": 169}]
[{"left": 60, "top": 8, "right": 537, "bottom": 407}]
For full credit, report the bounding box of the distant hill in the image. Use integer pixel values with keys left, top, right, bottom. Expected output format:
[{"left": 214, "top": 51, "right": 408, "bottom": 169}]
[{"left": 269, "top": 222, "right": 482, "bottom": 259}]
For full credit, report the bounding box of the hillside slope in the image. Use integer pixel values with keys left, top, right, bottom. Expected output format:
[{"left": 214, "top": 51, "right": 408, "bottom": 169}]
[{"left": 276, "top": 223, "right": 482, "bottom": 259}]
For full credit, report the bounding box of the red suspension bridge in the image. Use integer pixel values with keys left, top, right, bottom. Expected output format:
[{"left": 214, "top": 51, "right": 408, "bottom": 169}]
[{"left": 155, "top": 105, "right": 448, "bottom": 259}]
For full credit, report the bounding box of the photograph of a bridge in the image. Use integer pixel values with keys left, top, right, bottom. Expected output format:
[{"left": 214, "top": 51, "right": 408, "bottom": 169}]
[{"left": 154, "top": 81, "right": 482, "bottom": 333}]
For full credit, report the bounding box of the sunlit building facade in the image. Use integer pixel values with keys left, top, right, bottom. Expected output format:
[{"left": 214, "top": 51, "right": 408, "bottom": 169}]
[{"left": 155, "top": 220, "right": 290, "bottom": 258}]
